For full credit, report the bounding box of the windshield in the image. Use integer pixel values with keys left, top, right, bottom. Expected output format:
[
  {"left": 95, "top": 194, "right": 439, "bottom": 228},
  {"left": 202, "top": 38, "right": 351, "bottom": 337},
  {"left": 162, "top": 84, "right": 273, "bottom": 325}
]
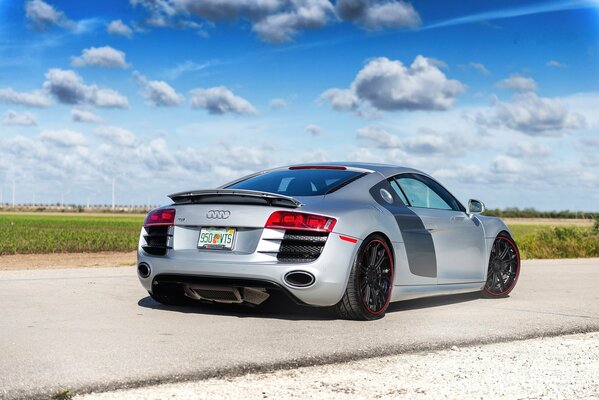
[{"left": 227, "top": 169, "right": 364, "bottom": 196}]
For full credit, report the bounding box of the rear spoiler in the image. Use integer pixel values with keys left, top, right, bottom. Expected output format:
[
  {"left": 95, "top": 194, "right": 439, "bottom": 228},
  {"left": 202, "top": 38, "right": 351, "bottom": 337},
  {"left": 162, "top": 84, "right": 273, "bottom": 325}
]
[{"left": 168, "top": 189, "right": 302, "bottom": 208}]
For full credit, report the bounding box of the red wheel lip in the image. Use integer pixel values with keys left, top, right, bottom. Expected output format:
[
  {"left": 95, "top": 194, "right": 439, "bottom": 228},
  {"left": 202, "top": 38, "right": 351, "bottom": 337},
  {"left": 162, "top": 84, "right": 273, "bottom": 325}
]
[
  {"left": 359, "top": 239, "right": 394, "bottom": 315},
  {"left": 484, "top": 235, "right": 520, "bottom": 297}
]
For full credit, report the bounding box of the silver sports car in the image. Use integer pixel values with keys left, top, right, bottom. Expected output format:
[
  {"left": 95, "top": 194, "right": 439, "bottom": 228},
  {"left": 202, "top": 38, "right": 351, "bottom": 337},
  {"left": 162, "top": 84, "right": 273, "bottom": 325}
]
[{"left": 137, "top": 163, "right": 520, "bottom": 320}]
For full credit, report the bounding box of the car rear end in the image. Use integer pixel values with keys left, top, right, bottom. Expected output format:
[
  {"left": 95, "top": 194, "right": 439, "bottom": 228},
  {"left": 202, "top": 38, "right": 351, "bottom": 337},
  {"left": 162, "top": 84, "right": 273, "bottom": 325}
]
[{"left": 137, "top": 166, "right": 371, "bottom": 307}]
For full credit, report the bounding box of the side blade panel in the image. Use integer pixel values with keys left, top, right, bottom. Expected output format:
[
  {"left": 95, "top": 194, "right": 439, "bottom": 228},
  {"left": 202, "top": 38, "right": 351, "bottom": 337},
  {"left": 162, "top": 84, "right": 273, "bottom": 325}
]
[{"left": 370, "top": 181, "right": 437, "bottom": 278}]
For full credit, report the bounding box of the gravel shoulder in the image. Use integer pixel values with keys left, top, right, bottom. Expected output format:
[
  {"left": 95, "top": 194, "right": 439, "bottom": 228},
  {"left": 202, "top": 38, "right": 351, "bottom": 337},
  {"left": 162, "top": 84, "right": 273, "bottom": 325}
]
[{"left": 77, "top": 331, "right": 599, "bottom": 400}]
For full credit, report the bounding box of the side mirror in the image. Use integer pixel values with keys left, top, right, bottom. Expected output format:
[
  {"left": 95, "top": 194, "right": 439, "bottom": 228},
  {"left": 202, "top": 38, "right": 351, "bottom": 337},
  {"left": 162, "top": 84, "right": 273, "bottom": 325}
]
[{"left": 467, "top": 199, "right": 485, "bottom": 216}]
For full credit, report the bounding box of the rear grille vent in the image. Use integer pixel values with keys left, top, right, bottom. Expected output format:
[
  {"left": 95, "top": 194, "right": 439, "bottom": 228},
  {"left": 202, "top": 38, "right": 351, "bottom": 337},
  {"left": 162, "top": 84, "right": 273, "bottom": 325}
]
[
  {"left": 277, "top": 230, "right": 328, "bottom": 263},
  {"left": 142, "top": 226, "right": 172, "bottom": 256},
  {"left": 192, "top": 288, "right": 240, "bottom": 302}
]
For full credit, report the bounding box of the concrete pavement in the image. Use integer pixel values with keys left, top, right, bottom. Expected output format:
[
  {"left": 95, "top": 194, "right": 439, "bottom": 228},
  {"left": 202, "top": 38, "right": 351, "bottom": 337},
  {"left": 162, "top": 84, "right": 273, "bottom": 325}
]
[{"left": 1, "top": 258, "right": 598, "bottom": 399}]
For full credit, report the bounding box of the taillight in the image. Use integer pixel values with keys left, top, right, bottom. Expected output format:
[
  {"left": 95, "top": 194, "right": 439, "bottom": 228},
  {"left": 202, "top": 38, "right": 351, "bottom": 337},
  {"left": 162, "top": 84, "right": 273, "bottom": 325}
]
[
  {"left": 144, "top": 208, "right": 176, "bottom": 227},
  {"left": 265, "top": 211, "right": 336, "bottom": 233}
]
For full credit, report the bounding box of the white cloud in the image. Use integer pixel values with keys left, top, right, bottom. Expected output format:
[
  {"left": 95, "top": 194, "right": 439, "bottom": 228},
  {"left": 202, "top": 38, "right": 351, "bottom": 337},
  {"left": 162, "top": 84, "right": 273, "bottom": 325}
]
[
  {"left": 321, "top": 56, "right": 464, "bottom": 114},
  {"left": 253, "top": 0, "right": 334, "bottom": 43},
  {"left": 2, "top": 110, "right": 37, "bottom": 126},
  {"left": 25, "top": 0, "right": 73, "bottom": 30},
  {"left": 467, "top": 62, "right": 491, "bottom": 76},
  {"left": 305, "top": 124, "right": 321, "bottom": 136},
  {"left": 71, "top": 108, "right": 102, "bottom": 123},
  {"left": 496, "top": 74, "right": 537, "bottom": 92},
  {"left": 336, "top": 0, "right": 421, "bottom": 30},
  {"left": 189, "top": 86, "right": 257, "bottom": 115},
  {"left": 490, "top": 92, "right": 586, "bottom": 136},
  {"left": 546, "top": 60, "right": 567, "bottom": 68},
  {"left": 356, "top": 125, "right": 401, "bottom": 147},
  {"left": 356, "top": 125, "right": 474, "bottom": 157},
  {"left": 148, "top": 0, "right": 278, "bottom": 21},
  {"left": 107, "top": 19, "right": 133, "bottom": 37},
  {"left": 491, "top": 155, "right": 524, "bottom": 174},
  {"left": 0, "top": 88, "right": 51, "bottom": 107},
  {"left": 354, "top": 55, "right": 464, "bottom": 111},
  {"left": 130, "top": 0, "right": 422, "bottom": 42},
  {"left": 134, "top": 72, "right": 184, "bottom": 107},
  {"left": 269, "top": 98, "right": 288, "bottom": 109},
  {"left": 131, "top": 0, "right": 280, "bottom": 40},
  {"left": 508, "top": 142, "right": 552, "bottom": 158},
  {"left": 319, "top": 88, "right": 359, "bottom": 112},
  {"left": 40, "top": 129, "right": 87, "bottom": 147},
  {"left": 93, "top": 126, "right": 136, "bottom": 147},
  {"left": 163, "top": 60, "right": 214, "bottom": 80},
  {"left": 580, "top": 136, "right": 599, "bottom": 148},
  {"left": 71, "top": 46, "right": 129, "bottom": 68},
  {"left": 43, "top": 68, "right": 129, "bottom": 108}
]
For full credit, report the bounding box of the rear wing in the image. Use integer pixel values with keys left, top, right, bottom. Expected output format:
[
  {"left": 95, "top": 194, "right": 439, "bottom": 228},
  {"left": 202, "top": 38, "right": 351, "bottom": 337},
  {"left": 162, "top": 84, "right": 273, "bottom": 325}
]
[{"left": 168, "top": 189, "right": 302, "bottom": 208}]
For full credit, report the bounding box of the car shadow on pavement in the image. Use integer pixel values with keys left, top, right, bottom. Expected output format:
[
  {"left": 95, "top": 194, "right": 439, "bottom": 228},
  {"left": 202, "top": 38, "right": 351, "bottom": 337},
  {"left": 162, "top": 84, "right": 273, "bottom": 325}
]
[
  {"left": 386, "top": 291, "right": 482, "bottom": 313},
  {"left": 137, "top": 292, "right": 338, "bottom": 321},
  {"left": 138, "top": 290, "right": 483, "bottom": 321}
]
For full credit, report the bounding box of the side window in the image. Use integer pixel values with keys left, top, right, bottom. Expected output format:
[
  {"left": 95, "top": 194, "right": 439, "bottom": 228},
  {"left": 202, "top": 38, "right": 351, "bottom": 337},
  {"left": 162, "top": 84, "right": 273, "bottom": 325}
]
[
  {"left": 389, "top": 179, "right": 409, "bottom": 205},
  {"left": 394, "top": 175, "right": 462, "bottom": 211}
]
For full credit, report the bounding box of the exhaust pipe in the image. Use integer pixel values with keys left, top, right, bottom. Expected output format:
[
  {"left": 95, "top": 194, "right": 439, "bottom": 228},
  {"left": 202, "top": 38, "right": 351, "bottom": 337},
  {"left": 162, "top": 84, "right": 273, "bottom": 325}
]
[
  {"left": 137, "top": 263, "right": 151, "bottom": 278},
  {"left": 284, "top": 271, "right": 315, "bottom": 288}
]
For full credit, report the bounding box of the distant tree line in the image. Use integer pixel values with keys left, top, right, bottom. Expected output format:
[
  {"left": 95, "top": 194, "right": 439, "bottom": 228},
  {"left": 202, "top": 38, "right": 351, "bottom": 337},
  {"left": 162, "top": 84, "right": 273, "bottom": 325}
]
[{"left": 483, "top": 207, "right": 599, "bottom": 219}]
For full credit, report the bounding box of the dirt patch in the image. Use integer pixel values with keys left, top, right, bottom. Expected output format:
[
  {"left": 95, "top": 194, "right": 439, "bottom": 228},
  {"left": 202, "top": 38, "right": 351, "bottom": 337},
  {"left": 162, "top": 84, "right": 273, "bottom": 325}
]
[
  {"left": 0, "top": 251, "right": 136, "bottom": 271},
  {"left": 505, "top": 218, "right": 594, "bottom": 226},
  {"left": 0, "top": 211, "right": 144, "bottom": 217}
]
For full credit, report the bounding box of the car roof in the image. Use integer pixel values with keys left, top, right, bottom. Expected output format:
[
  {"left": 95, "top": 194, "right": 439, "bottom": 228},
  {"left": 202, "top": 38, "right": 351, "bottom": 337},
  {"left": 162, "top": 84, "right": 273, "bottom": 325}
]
[{"left": 284, "top": 162, "right": 427, "bottom": 178}]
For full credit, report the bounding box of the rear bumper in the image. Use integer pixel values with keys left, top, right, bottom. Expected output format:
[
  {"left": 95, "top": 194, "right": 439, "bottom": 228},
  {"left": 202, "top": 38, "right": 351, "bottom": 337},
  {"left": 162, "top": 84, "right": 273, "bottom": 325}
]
[{"left": 137, "top": 232, "right": 361, "bottom": 307}]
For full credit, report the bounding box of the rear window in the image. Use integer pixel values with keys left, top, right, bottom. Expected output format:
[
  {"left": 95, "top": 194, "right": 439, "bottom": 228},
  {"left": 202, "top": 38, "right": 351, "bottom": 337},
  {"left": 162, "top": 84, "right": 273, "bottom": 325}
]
[{"left": 227, "top": 169, "right": 364, "bottom": 196}]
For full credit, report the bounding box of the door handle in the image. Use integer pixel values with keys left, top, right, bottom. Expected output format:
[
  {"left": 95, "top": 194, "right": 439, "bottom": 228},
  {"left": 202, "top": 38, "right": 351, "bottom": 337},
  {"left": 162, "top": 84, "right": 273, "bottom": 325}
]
[{"left": 451, "top": 215, "right": 467, "bottom": 222}]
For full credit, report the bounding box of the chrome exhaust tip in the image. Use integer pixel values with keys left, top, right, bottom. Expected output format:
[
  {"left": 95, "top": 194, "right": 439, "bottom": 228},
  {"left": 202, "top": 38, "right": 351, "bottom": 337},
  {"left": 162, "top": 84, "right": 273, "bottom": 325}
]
[
  {"left": 137, "top": 263, "right": 151, "bottom": 279},
  {"left": 284, "top": 271, "right": 315, "bottom": 288}
]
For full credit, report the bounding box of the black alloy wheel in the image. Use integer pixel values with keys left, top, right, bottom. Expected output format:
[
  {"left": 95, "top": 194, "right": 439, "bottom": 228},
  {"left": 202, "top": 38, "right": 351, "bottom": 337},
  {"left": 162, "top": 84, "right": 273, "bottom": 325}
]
[
  {"left": 335, "top": 234, "right": 394, "bottom": 320},
  {"left": 483, "top": 234, "right": 520, "bottom": 298}
]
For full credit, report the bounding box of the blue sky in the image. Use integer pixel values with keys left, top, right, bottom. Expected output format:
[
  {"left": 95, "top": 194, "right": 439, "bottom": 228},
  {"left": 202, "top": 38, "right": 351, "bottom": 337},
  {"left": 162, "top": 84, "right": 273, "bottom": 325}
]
[{"left": 0, "top": 0, "right": 598, "bottom": 210}]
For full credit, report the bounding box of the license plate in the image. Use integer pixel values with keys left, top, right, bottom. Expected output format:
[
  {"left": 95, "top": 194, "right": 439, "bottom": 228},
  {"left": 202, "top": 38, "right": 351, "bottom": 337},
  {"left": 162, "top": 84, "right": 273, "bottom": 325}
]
[{"left": 198, "top": 228, "right": 236, "bottom": 250}]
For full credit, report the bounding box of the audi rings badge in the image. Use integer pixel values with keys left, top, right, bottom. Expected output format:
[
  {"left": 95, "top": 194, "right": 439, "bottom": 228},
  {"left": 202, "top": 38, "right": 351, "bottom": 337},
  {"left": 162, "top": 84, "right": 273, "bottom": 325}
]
[{"left": 206, "top": 210, "right": 231, "bottom": 219}]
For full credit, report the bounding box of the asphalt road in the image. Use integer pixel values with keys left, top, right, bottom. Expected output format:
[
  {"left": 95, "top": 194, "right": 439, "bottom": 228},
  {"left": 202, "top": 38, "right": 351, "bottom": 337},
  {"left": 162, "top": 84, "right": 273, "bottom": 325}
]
[{"left": 1, "top": 259, "right": 598, "bottom": 400}]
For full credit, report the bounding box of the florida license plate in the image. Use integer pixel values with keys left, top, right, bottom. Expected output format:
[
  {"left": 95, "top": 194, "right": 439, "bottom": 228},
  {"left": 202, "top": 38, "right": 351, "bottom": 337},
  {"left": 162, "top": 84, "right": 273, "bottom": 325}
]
[{"left": 198, "top": 228, "right": 236, "bottom": 250}]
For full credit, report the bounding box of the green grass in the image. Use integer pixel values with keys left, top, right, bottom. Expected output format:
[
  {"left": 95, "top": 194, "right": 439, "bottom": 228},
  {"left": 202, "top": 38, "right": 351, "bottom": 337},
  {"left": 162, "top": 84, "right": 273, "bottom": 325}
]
[
  {"left": 50, "top": 389, "right": 73, "bottom": 400},
  {"left": 0, "top": 214, "right": 143, "bottom": 255},
  {"left": 1, "top": 214, "right": 598, "bottom": 259},
  {"left": 509, "top": 223, "right": 599, "bottom": 259}
]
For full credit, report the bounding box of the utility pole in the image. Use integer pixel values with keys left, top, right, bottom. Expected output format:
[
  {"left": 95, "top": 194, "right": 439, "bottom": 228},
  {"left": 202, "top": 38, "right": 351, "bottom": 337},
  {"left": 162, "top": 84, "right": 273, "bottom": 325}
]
[
  {"left": 12, "top": 180, "right": 15, "bottom": 207},
  {"left": 111, "top": 178, "right": 115, "bottom": 211}
]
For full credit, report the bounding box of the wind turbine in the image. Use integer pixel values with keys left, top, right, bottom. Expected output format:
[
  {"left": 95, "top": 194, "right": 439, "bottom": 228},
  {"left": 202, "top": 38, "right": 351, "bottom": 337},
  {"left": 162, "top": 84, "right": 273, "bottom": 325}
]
[{"left": 110, "top": 173, "right": 126, "bottom": 211}]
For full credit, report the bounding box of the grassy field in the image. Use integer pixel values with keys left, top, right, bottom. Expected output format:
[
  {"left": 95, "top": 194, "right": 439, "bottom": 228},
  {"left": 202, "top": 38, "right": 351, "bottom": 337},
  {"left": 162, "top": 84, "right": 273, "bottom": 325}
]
[
  {"left": 510, "top": 224, "right": 598, "bottom": 259},
  {"left": 0, "top": 213, "right": 597, "bottom": 259},
  {"left": 0, "top": 214, "right": 143, "bottom": 255}
]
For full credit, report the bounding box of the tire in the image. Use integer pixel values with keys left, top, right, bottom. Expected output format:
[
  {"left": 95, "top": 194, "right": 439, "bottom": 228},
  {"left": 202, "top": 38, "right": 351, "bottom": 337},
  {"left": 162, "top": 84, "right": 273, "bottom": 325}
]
[
  {"left": 482, "top": 233, "right": 520, "bottom": 298},
  {"left": 335, "top": 234, "right": 394, "bottom": 320},
  {"left": 148, "top": 284, "right": 190, "bottom": 306}
]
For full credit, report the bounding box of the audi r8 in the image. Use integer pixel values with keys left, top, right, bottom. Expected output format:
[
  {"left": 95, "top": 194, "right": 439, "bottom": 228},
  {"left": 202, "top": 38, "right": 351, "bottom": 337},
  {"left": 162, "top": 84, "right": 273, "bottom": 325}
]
[{"left": 137, "top": 163, "right": 520, "bottom": 320}]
